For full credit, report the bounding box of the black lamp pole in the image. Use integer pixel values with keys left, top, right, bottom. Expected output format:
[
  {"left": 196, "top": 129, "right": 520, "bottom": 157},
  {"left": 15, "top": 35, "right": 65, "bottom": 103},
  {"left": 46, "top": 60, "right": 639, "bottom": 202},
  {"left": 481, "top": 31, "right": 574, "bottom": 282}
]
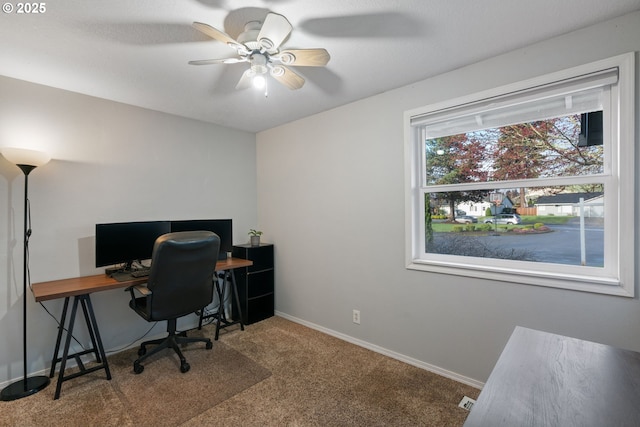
[{"left": 1, "top": 163, "right": 50, "bottom": 401}]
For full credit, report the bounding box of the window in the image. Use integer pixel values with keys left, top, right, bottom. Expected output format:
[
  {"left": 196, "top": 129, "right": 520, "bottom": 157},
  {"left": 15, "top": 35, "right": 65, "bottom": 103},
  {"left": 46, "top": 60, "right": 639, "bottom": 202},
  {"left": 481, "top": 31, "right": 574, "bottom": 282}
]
[{"left": 405, "top": 53, "right": 635, "bottom": 296}]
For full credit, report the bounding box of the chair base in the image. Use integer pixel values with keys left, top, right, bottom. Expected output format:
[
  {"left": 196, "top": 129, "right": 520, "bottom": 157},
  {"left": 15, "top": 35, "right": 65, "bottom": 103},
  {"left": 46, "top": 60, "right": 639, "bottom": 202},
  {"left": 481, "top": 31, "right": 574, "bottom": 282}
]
[{"left": 133, "top": 319, "right": 212, "bottom": 374}]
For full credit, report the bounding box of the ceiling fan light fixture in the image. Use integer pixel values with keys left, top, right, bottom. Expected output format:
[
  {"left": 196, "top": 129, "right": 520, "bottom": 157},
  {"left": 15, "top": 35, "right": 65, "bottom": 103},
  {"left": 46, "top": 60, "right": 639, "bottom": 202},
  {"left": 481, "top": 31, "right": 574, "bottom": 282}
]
[
  {"left": 250, "top": 53, "right": 268, "bottom": 75},
  {"left": 249, "top": 53, "right": 268, "bottom": 90},
  {"left": 251, "top": 53, "right": 267, "bottom": 64},
  {"left": 252, "top": 64, "right": 268, "bottom": 74},
  {"left": 252, "top": 74, "right": 266, "bottom": 89}
]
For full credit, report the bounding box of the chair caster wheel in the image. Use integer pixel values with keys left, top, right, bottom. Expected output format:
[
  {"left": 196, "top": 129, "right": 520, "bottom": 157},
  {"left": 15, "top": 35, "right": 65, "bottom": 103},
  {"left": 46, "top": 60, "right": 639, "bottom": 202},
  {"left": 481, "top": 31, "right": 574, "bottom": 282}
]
[
  {"left": 180, "top": 362, "right": 190, "bottom": 373},
  {"left": 138, "top": 347, "right": 146, "bottom": 356},
  {"left": 133, "top": 362, "right": 144, "bottom": 374},
  {"left": 206, "top": 341, "right": 213, "bottom": 350}
]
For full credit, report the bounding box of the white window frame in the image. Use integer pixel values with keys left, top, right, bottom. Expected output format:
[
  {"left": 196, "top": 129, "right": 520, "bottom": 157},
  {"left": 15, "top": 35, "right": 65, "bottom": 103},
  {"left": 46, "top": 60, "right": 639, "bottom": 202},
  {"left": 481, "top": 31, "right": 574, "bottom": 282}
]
[{"left": 404, "top": 53, "right": 635, "bottom": 297}]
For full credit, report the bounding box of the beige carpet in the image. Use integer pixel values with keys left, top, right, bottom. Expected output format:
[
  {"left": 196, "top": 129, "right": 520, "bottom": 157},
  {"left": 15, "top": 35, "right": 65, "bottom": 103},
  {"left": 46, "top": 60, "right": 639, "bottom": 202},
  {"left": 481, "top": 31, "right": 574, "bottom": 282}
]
[
  {"left": 0, "top": 317, "right": 479, "bottom": 426},
  {"left": 1, "top": 332, "right": 270, "bottom": 427},
  {"left": 109, "top": 340, "right": 271, "bottom": 426}
]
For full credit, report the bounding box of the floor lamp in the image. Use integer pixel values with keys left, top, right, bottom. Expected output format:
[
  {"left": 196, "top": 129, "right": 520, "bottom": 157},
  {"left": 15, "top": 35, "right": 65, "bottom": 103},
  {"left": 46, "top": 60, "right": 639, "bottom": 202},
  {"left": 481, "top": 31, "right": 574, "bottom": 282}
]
[{"left": 1, "top": 147, "right": 51, "bottom": 401}]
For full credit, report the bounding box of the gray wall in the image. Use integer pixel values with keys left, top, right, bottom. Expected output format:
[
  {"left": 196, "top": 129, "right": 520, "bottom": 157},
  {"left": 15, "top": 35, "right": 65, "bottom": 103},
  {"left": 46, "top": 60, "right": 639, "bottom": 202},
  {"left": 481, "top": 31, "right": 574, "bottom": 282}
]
[
  {"left": 256, "top": 11, "right": 640, "bottom": 386},
  {"left": 0, "top": 76, "right": 257, "bottom": 385}
]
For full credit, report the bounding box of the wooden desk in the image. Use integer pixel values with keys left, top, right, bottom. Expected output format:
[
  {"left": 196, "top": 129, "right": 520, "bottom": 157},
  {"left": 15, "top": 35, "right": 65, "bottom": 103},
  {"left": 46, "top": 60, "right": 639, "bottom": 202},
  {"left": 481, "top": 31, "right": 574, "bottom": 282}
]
[
  {"left": 32, "top": 257, "right": 253, "bottom": 301},
  {"left": 464, "top": 326, "right": 640, "bottom": 427},
  {"left": 32, "top": 257, "right": 253, "bottom": 400}
]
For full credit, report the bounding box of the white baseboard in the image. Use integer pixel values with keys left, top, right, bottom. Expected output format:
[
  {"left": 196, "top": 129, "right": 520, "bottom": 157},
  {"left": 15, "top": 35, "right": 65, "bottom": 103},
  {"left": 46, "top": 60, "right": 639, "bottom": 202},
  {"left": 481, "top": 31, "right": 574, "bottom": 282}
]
[
  {"left": 275, "top": 311, "right": 484, "bottom": 390},
  {"left": 2, "top": 314, "right": 484, "bottom": 391}
]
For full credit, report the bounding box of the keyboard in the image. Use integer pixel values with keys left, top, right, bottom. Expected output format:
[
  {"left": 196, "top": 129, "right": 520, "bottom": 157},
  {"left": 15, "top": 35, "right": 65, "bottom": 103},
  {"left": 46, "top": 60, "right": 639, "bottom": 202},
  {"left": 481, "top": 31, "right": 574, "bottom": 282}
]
[{"left": 131, "top": 268, "right": 150, "bottom": 278}]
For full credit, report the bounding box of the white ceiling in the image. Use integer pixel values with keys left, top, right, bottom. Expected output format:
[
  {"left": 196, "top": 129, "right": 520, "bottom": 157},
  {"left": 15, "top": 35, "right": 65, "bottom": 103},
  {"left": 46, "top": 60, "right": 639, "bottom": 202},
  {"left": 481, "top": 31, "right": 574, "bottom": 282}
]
[{"left": 1, "top": 0, "right": 639, "bottom": 133}]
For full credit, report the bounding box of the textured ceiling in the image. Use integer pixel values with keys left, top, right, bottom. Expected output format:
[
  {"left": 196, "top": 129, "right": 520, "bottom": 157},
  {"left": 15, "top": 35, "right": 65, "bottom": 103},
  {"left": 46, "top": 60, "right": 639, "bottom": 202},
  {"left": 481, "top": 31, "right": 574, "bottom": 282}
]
[{"left": 1, "top": 0, "right": 639, "bottom": 132}]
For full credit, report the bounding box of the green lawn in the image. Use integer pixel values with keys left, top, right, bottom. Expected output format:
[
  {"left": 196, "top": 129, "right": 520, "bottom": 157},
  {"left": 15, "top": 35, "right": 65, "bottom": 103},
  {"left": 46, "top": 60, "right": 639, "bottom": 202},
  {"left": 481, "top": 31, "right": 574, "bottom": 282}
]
[
  {"left": 431, "top": 215, "right": 571, "bottom": 232},
  {"left": 523, "top": 215, "right": 571, "bottom": 224}
]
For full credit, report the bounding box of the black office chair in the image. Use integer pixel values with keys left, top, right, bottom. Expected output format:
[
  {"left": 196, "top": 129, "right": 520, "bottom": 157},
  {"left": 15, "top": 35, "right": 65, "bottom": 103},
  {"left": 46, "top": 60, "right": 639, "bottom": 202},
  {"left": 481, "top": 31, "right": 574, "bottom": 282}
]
[{"left": 126, "top": 231, "right": 220, "bottom": 374}]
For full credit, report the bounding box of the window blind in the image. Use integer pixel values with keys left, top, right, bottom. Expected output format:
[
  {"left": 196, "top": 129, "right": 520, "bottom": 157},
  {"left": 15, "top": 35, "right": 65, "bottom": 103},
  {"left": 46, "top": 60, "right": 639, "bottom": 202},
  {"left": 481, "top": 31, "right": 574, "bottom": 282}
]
[{"left": 411, "top": 68, "right": 618, "bottom": 139}]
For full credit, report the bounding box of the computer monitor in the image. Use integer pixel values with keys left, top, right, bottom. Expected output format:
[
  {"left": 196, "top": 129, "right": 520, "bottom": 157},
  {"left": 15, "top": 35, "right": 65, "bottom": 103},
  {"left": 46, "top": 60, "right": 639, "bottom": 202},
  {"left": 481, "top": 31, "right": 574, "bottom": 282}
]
[
  {"left": 170, "top": 219, "right": 232, "bottom": 260},
  {"left": 95, "top": 221, "right": 171, "bottom": 268}
]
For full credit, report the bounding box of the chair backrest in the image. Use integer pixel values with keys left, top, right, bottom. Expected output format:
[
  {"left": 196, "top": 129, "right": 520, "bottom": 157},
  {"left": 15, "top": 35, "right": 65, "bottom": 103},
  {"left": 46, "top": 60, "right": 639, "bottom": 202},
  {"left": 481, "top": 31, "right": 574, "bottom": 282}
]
[{"left": 146, "top": 230, "right": 220, "bottom": 320}]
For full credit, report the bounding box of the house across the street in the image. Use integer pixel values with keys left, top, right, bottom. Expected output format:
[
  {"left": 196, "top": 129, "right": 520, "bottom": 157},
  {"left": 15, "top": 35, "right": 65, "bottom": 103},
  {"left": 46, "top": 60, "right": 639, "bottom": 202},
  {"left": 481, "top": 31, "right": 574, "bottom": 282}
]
[{"left": 535, "top": 192, "right": 604, "bottom": 217}]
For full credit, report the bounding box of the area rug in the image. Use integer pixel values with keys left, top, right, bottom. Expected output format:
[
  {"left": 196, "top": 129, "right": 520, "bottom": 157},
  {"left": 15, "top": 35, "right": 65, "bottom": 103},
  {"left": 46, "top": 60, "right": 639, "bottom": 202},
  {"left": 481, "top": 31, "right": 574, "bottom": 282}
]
[{"left": 108, "top": 339, "right": 271, "bottom": 426}]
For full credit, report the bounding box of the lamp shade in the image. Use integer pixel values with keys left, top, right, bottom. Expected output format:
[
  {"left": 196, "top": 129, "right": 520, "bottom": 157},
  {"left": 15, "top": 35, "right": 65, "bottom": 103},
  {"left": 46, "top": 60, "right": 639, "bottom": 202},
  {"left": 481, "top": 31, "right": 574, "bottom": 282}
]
[{"left": 0, "top": 147, "right": 51, "bottom": 167}]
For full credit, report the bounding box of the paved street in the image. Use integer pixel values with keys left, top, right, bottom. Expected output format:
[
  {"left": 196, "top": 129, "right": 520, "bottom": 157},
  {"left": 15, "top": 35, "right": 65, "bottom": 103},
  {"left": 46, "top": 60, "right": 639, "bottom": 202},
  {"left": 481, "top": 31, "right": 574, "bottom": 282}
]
[{"left": 434, "top": 218, "right": 604, "bottom": 267}]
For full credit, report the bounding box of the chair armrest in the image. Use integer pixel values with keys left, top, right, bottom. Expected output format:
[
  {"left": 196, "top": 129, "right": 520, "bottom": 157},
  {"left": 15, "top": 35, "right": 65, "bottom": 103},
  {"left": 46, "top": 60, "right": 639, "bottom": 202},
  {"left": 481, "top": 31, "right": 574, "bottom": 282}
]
[
  {"left": 133, "top": 284, "right": 151, "bottom": 296},
  {"left": 125, "top": 284, "right": 152, "bottom": 299}
]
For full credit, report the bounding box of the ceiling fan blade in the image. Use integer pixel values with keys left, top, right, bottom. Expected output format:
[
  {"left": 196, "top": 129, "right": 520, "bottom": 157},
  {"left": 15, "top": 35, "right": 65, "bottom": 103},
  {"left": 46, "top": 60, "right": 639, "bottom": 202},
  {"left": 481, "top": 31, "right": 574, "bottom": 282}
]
[
  {"left": 188, "top": 57, "right": 247, "bottom": 65},
  {"left": 257, "top": 13, "right": 292, "bottom": 51},
  {"left": 277, "top": 49, "right": 330, "bottom": 67},
  {"left": 192, "top": 22, "right": 242, "bottom": 48},
  {"left": 236, "top": 69, "right": 254, "bottom": 90},
  {"left": 270, "top": 66, "right": 305, "bottom": 90}
]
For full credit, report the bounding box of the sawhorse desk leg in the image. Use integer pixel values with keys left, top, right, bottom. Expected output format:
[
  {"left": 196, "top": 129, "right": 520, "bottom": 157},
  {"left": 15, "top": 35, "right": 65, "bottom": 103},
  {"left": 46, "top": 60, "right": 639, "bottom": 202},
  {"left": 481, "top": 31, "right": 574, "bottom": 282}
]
[
  {"left": 49, "top": 294, "right": 111, "bottom": 400},
  {"left": 199, "top": 269, "right": 245, "bottom": 339},
  {"left": 214, "top": 269, "right": 245, "bottom": 340}
]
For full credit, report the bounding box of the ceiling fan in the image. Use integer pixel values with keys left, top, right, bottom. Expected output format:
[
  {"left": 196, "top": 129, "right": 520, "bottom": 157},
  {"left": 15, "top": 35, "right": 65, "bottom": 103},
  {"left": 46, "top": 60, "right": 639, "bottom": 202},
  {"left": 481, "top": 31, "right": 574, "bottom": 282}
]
[{"left": 189, "top": 12, "right": 330, "bottom": 92}]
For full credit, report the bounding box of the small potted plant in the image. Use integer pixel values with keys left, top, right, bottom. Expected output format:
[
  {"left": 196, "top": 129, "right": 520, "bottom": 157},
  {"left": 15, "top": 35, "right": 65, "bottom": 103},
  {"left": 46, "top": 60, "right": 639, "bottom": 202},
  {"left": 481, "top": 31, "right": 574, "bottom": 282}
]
[{"left": 248, "top": 229, "right": 263, "bottom": 246}]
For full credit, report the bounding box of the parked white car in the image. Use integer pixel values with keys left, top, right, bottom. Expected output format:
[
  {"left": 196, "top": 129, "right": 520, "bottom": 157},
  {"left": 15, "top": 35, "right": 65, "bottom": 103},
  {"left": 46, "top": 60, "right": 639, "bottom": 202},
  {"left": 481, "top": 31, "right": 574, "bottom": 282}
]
[
  {"left": 455, "top": 215, "right": 478, "bottom": 224},
  {"left": 484, "top": 213, "right": 521, "bottom": 225}
]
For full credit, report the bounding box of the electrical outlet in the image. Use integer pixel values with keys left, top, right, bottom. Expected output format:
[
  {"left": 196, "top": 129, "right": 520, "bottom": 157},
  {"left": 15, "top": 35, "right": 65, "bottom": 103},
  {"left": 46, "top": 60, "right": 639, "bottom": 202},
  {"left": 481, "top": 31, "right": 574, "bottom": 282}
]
[
  {"left": 458, "top": 396, "right": 476, "bottom": 411},
  {"left": 352, "top": 309, "right": 360, "bottom": 324}
]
